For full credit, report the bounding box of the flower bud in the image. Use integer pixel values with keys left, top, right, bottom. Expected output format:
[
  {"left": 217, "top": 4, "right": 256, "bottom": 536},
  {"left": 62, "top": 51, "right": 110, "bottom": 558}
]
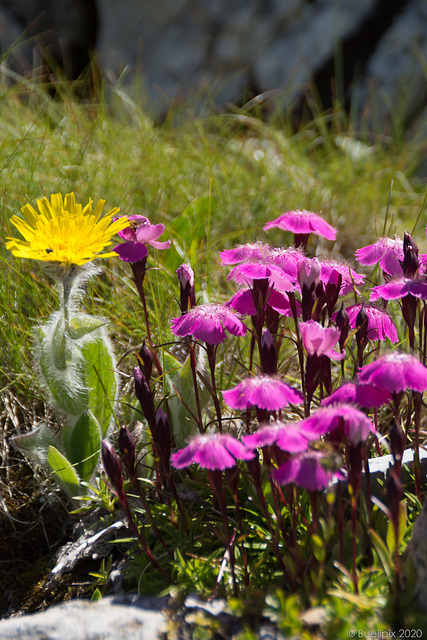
[
  {"left": 138, "top": 341, "right": 153, "bottom": 381},
  {"left": 356, "top": 303, "right": 368, "bottom": 345},
  {"left": 101, "top": 440, "right": 124, "bottom": 498},
  {"left": 133, "top": 367, "right": 156, "bottom": 429},
  {"left": 389, "top": 419, "right": 405, "bottom": 468},
  {"left": 298, "top": 258, "right": 321, "bottom": 290},
  {"left": 260, "top": 329, "right": 277, "bottom": 375},
  {"left": 402, "top": 232, "right": 419, "bottom": 277},
  {"left": 177, "top": 263, "right": 196, "bottom": 313},
  {"left": 335, "top": 303, "right": 349, "bottom": 350},
  {"left": 152, "top": 407, "right": 171, "bottom": 466},
  {"left": 119, "top": 425, "right": 136, "bottom": 477}
]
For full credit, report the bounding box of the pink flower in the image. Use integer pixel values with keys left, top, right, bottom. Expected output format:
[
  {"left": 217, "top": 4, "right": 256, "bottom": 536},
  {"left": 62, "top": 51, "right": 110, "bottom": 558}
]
[
  {"left": 226, "top": 287, "right": 297, "bottom": 317},
  {"left": 242, "top": 421, "right": 314, "bottom": 453},
  {"left": 370, "top": 278, "right": 427, "bottom": 302},
  {"left": 319, "top": 259, "right": 365, "bottom": 295},
  {"left": 337, "top": 304, "right": 398, "bottom": 343},
  {"left": 355, "top": 236, "right": 403, "bottom": 276},
  {"left": 358, "top": 353, "right": 427, "bottom": 394},
  {"left": 226, "top": 260, "right": 295, "bottom": 293},
  {"left": 171, "top": 303, "right": 247, "bottom": 344},
  {"left": 222, "top": 244, "right": 303, "bottom": 291},
  {"left": 300, "top": 320, "right": 344, "bottom": 360},
  {"left": 273, "top": 451, "right": 345, "bottom": 491},
  {"left": 219, "top": 242, "right": 268, "bottom": 265},
  {"left": 264, "top": 210, "right": 337, "bottom": 241},
  {"left": 301, "top": 404, "right": 377, "bottom": 445},
  {"left": 170, "top": 433, "right": 254, "bottom": 470},
  {"left": 322, "top": 381, "right": 391, "bottom": 408},
  {"left": 222, "top": 375, "right": 304, "bottom": 411},
  {"left": 113, "top": 215, "right": 171, "bottom": 262}
]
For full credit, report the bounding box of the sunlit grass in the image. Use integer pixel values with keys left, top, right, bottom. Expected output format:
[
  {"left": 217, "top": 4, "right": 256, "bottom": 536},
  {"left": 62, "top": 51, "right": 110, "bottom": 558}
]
[{"left": 1, "top": 79, "right": 427, "bottom": 399}]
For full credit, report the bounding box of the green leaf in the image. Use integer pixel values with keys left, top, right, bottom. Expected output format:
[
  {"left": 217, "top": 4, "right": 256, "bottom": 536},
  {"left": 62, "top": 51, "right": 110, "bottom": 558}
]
[
  {"left": 10, "top": 422, "right": 58, "bottom": 467},
  {"left": 311, "top": 533, "right": 326, "bottom": 563},
  {"left": 63, "top": 410, "right": 101, "bottom": 482},
  {"left": 48, "top": 446, "right": 81, "bottom": 497},
  {"left": 81, "top": 334, "right": 117, "bottom": 436},
  {"left": 386, "top": 501, "right": 407, "bottom": 556},
  {"left": 50, "top": 314, "right": 68, "bottom": 370},
  {"left": 38, "top": 323, "right": 89, "bottom": 415},
  {"left": 67, "top": 314, "right": 106, "bottom": 339},
  {"left": 168, "top": 195, "right": 217, "bottom": 268},
  {"left": 163, "top": 350, "right": 208, "bottom": 445},
  {"left": 90, "top": 588, "right": 103, "bottom": 602},
  {"left": 369, "top": 528, "right": 393, "bottom": 583}
]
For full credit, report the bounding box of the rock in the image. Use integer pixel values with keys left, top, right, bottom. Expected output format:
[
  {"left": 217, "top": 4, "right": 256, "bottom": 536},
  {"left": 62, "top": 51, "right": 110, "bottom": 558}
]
[
  {"left": 0, "top": 595, "right": 169, "bottom": 640},
  {"left": 356, "top": 0, "right": 427, "bottom": 127},
  {"left": 1, "top": 0, "right": 427, "bottom": 126},
  {"left": 0, "top": 0, "right": 98, "bottom": 80},
  {"left": 0, "top": 593, "right": 285, "bottom": 639}
]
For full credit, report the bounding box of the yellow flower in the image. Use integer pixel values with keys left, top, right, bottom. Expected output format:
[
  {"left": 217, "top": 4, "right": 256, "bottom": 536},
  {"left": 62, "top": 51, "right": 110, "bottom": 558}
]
[{"left": 6, "top": 193, "right": 128, "bottom": 266}]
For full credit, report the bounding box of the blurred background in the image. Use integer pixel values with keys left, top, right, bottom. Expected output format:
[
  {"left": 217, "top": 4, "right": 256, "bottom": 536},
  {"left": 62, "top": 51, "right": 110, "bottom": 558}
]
[{"left": 0, "top": 0, "right": 426, "bottom": 127}]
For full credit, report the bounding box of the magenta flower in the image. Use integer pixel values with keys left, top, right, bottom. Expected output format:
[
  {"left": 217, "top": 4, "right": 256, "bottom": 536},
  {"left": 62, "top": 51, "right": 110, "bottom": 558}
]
[
  {"left": 336, "top": 304, "right": 398, "bottom": 343},
  {"left": 219, "top": 242, "right": 268, "bottom": 265},
  {"left": 370, "top": 277, "right": 427, "bottom": 302},
  {"left": 301, "top": 404, "right": 377, "bottom": 445},
  {"left": 242, "top": 421, "right": 314, "bottom": 453},
  {"left": 264, "top": 210, "right": 337, "bottom": 241},
  {"left": 322, "top": 381, "right": 391, "bottom": 408},
  {"left": 113, "top": 215, "right": 171, "bottom": 263},
  {"left": 222, "top": 375, "right": 304, "bottom": 411},
  {"left": 226, "top": 260, "right": 295, "bottom": 293},
  {"left": 171, "top": 303, "right": 247, "bottom": 344},
  {"left": 226, "top": 287, "right": 297, "bottom": 317},
  {"left": 220, "top": 243, "right": 302, "bottom": 281},
  {"left": 358, "top": 353, "right": 427, "bottom": 394},
  {"left": 300, "top": 320, "right": 344, "bottom": 360},
  {"left": 319, "top": 259, "right": 365, "bottom": 295},
  {"left": 170, "top": 433, "right": 255, "bottom": 470},
  {"left": 273, "top": 451, "right": 345, "bottom": 491},
  {"left": 355, "top": 236, "right": 403, "bottom": 276}
]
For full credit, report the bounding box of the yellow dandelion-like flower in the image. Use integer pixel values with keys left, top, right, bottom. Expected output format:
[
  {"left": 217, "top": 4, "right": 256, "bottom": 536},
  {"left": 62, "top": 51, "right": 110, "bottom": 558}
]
[{"left": 6, "top": 193, "right": 128, "bottom": 266}]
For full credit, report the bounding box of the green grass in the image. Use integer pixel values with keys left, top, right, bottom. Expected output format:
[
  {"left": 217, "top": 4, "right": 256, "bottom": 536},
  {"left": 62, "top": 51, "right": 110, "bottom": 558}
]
[{"left": 2, "top": 80, "right": 427, "bottom": 398}]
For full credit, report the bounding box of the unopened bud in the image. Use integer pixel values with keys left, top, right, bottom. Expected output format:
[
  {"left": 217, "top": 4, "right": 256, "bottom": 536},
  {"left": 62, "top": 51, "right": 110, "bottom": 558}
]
[
  {"left": 152, "top": 407, "right": 171, "bottom": 465},
  {"left": 119, "top": 426, "right": 136, "bottom": 477},
  {"left": 260, "top": 329, "right": 277, "bottom": 374},
  {"left": 356, "top": 304, "right": 368, "bottom": 344},
  {"left": 101, "top": 440, "right": 124, "bottom": 498},
  {"left": 298, "top": 258, "right": 321, "bottom": 290},
  {"left": 134, "top": 367, "right": 156, "bottom": 428},
  {"left": 138, "top": 342, "right": 153, "bottom": 380},
  {"left": 177, "top": 263, "right": 196, "bottom": 313},
  {"left": 335, "top": 302, "right": 349, "bottom": 350},
  {"left": 402, "top": 232, "right": 419, "bottom": 277}
]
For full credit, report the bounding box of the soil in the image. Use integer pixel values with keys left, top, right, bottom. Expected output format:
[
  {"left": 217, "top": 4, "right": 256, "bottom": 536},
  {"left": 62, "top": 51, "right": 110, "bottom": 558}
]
[
  {"left": 0, "top": 459, "right": 93, "bottom": 618},
  {"left": 0, "top": 391, "right": 98, "bottom": 619}
]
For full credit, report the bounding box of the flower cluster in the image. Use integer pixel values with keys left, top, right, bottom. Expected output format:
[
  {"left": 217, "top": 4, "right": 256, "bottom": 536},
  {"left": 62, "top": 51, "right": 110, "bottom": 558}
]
[{"left": 9, "top": 197, "right": 427, "bottom": 604}]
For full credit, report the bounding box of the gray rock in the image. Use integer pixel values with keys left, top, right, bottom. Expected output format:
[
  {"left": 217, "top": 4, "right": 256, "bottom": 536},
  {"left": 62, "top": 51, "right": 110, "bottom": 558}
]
[
  {"left": 356, "top": 0, "right": 427, "bottom": 125},
  {"left": 0, "top": 0, "right": 97, "bottom": 79},
  {"left": 0, "top": 595, "right": 169, "bottom": 640},
  {"left": 2, "top": 0, "right": 427, "bottom": 125},
  {"left": 0, "top": 593, "right": 286, "bottom": 639}
]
